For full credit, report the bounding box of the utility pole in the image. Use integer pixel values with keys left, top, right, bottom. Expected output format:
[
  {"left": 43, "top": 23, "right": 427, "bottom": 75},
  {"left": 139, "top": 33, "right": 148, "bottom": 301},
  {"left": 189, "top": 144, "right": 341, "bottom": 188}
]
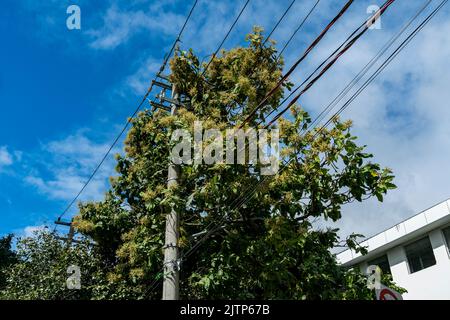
[
  {"left": 55, "top": 218, "right": 75, "bottom": 247},
  {"left": 162, "top": 83, "right": 181, "bottom": 300}
]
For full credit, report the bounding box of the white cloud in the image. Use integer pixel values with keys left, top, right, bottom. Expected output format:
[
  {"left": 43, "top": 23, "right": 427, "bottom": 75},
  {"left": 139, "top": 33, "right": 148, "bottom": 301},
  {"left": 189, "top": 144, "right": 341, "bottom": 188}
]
[
  {"left": 22, "top": 225, "right": 48, "bottom": 238},
  {"left": 87, "top": 4, "right": 185, "bottom": 50},
  {"left": 125, "top": 57, "right": 161, "bottom": 94},
  {"left": 24, "top": 131, "right": 120, "bottom": 213},
  {"left": 118, "top": 0, "right": 303, "bottom": 94},
  {"left": 0, "top": 146, "right": 13, "bottom": 168}
]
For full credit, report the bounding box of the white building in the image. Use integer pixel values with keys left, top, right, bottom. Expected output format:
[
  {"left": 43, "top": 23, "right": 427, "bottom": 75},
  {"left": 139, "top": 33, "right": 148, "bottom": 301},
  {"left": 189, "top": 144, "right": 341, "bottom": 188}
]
[{"left": 337, "top": 198, "right": 450, "bottom": 300}]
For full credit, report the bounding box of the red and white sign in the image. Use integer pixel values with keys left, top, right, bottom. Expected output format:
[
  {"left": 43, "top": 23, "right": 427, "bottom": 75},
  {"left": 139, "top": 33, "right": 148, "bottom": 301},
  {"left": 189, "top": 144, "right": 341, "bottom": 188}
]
[{"left": 376, "top": 284, "right": 403, "bottom": 300}]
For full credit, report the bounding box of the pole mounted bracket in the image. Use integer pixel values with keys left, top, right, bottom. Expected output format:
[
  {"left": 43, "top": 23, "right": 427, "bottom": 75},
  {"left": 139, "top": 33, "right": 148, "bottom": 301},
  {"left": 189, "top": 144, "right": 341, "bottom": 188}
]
[
  {"left": 162, "top": 242, "right": 179, "bottom": 249},
  {"left": 163, "top": 259, "right": 182, "bottom": 271},
  {"left": 174, "top": 259, "right": 182, "bottom": 271}
]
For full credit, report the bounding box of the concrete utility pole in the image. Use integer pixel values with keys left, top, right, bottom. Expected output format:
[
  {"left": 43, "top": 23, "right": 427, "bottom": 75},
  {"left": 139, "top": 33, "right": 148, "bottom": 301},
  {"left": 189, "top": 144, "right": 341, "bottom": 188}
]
[{"left": 162, "top": 83, "right": 181, "bottom": 300}]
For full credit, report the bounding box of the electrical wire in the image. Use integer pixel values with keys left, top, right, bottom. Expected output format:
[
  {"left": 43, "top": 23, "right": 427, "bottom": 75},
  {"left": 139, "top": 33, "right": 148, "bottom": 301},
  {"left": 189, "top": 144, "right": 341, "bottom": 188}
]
[
  {"left": 56, "top": 86, "right": 154, "bottom": 221},
  {"left": 263, "top": 0, "right": 297, "bottom": 46},
  {"left": 262, "top": 2, "right": 383, "bottom": 125},
  {"left": 266, "top": 0, "right": 396, "bottom": 127},
  {"left": 158, "top": 0, "right": 199, "bottom": 75},
  {"left": 268, "top": 0, "right": 447, "bottom": 204},
  {"left": 277, "top": 0, "right": 321, "bottom": 59},
  {"left": 319, "top": 0, "right": 448, "bottom": 134},
  {"left": 240, "top": 0, "right": 355, "bottom": 128},
  {"left": 201, "top": 0, "right": 251, "bottom": 76},
  {"left": 309, "top": 0, "right": 433, "bottom": 131}
]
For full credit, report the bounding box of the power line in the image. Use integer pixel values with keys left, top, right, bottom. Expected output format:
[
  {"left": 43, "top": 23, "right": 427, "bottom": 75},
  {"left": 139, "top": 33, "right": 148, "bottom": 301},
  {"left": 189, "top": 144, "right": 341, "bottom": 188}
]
[
  {"left": 262, "top": 1, "right": 380, "bottom": 125},
  {"left": 56, "top": 0, "right": 199, "bottom": 221},
  {"left": 263, "top": 0, "right": 297, "bottom": 46},
  {"left": 266, "top": 0, "right": 396, "bottom": 127},
  {"left": 269, "top": 0, "right": 446, "bottom": 197},
  {"left": 201, "top": 0, "right": 251, "bottom": 76},
  {"left": 309, "top": 0, "right": 433, "bottom": 131},
  {"left": 277, "top": 0, "right": 320, "bottom": 59},
  {"left": 159, "top": 0, "right": 199, "bottom": 75},
  {"left": 319, "top": 0, "right": 448, "bottom": 133},
  {"left": 239, "top": 0, "right": 355, "bottom": 128},
  {"left": 57, "top": 85, "right": 154, "bottom": 221},
  {"left": 261, "top": 0, "right": 395, "bottom": 126}
]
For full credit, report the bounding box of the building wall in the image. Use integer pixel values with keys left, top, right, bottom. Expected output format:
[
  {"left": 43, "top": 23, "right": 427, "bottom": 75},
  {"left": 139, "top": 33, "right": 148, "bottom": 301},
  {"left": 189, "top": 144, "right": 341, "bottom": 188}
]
[{"left": 360, "top": 227, "right": 450, "bottom": 300}]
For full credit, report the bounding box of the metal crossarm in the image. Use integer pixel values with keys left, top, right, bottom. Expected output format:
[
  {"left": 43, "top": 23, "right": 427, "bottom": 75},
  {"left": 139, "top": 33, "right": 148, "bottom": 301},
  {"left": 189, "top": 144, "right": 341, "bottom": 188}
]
[
  {"left": 150, "top": 101, "right": 172, "bottom": 112},
  {"left": 152, "top": 80, "right": 172, "bottom": 91}
]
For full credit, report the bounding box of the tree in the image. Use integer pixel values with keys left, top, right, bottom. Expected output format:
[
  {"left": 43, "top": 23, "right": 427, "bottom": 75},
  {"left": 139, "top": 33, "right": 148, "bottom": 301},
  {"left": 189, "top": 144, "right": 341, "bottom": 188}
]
[
  {"left": 0, "top": 234, "right": 16, "bottom": 291},
  {"left": 73, "top": 27, "right": 397, "bottom": 299},
  {"left": 0, "top": 230, "right": 112, "bottom": 300}
]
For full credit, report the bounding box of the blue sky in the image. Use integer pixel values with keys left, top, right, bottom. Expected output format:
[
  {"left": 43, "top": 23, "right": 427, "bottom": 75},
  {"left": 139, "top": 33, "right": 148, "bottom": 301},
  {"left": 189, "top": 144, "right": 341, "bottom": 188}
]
[{"left": 1, "top": 0, "right": 450, "bottom": 240}]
